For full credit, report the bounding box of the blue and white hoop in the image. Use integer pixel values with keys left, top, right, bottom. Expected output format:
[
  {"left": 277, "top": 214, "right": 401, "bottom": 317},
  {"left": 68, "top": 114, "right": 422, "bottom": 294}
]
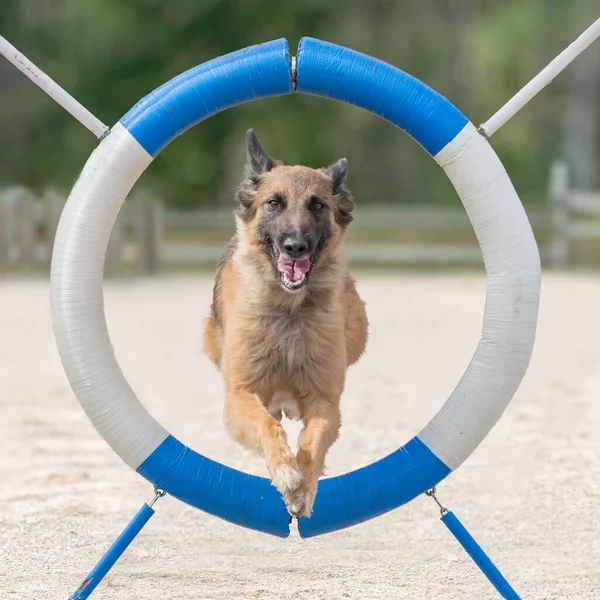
[{"left": 50, "top": 37, "right": 541, "bottom": 539}]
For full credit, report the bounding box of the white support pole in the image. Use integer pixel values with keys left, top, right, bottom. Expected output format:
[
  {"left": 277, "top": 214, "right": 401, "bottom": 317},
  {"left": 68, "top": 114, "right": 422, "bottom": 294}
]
[
  {"left": 480, "top": 17, "right": 600, "bottom": 137},
  {"left": 0, "top": 34, "right": 109, "bottom": 139}
]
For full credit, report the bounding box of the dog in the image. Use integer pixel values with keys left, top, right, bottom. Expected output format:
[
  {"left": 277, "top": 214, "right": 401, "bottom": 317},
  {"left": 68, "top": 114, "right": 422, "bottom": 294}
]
[{"left": 203, "top": 129, "right": 368, "bottom": 518}]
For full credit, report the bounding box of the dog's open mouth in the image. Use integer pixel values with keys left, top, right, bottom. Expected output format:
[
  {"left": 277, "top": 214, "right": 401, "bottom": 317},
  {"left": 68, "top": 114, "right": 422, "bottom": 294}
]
[{"left": 273, "top": 247, "right": 312, "bottom": 292}]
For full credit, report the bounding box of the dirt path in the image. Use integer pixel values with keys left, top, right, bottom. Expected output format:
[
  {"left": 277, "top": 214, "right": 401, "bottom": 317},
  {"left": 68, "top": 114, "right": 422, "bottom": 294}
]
[{"left": 1, "top": 273, "right": 599, "bottom": 599}]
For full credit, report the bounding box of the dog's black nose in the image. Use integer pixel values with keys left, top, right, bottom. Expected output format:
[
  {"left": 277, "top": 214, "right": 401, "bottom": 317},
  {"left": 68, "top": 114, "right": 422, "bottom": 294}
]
[{"left": 283, "top": 236, "right": 308, "bottom": 258}]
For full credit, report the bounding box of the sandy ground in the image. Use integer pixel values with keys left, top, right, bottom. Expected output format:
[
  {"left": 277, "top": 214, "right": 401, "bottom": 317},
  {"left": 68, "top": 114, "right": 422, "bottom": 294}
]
[{"left": 1, "top": 272, "right": 599, "bottom": 599}]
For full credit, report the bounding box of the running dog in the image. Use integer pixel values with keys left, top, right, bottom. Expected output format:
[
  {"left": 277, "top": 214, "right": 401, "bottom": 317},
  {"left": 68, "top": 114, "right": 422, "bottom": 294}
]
[{"left": 203, "top": 130, "right": 368, "bottom": 518}]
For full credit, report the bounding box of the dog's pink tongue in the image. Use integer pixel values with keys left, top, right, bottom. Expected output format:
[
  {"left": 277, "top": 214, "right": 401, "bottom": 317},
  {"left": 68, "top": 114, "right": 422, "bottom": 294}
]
[
  {"left": 277, "top": 255, "right": 295, "bottom": 278},
  {"left": 277, "top": 255, "right": 310, "bottom": 282},
  {"left": 293, "top": 257, "right": 311, "bottom": 280}
]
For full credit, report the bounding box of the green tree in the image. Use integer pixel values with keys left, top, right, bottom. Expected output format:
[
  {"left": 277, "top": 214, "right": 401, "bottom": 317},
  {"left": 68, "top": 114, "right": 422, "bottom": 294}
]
[{"left": 0, "top": 1, "right": 597, "bottom": 210}]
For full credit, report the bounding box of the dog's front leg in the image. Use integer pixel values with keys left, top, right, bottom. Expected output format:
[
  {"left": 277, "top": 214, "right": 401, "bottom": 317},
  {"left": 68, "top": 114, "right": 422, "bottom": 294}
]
[
  {"left": 224, "top": 386, "right": 302, "bottom": 511},
  {"left": 293, "top": 400, "right": 341, "bottom": 518}
]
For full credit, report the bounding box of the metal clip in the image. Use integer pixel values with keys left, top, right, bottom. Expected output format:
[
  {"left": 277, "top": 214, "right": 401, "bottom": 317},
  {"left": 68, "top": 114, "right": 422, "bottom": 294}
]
[
  {"left": 476, "top": 124, "right": 490, "bottom": 140},
  {"left": 149, "top": 487, "right": 166, "bottom": 508},
  {"left": 425, "top": 486, "right": 448, "bottom": 516}
]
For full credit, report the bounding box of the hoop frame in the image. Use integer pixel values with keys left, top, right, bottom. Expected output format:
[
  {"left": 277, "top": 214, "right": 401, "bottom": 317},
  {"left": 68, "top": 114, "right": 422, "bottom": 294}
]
[{"left": 50, "top": 37, "right": 541, "bottom": 539}]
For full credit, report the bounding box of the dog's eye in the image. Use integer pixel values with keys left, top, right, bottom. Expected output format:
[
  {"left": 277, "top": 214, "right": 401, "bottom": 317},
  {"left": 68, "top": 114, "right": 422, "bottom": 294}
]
[
  {"left": 309, "top": 195, "right": 325, "bottom": 211},
  {"left": 268, "top": 199, "right": 280, "bottom": 209}
]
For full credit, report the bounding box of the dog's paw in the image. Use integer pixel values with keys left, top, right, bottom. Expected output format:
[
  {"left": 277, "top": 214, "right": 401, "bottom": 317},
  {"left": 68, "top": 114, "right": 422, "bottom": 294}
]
[
  {"left": 286, "top": 480, "right": 317, "bottom": 519},
  {"left": 270, "top": 461, "right": 303, "bottom": 498}
]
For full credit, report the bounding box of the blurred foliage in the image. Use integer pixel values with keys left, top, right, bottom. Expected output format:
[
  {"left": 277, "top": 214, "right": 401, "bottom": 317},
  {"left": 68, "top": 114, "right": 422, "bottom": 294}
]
[{"left": 0, "top": 0, "right": 598, "bottom": 209}]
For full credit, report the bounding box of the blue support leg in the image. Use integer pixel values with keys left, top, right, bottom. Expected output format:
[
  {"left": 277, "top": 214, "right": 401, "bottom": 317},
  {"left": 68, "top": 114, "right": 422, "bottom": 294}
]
[
  {"left": 426, "top": 488, "right": 521, "bottom": 600},
  {"left": 441, "top": 510, "right": 521, "bottom": 600},
  {"left": 68, "top": 494, "right": 161, "bottom": 599}
]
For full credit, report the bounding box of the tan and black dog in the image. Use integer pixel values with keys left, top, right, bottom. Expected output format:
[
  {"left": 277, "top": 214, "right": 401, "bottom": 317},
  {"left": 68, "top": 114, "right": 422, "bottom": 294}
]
[{"left": 203, "top": 130, "right": 368, "bottom": 518}]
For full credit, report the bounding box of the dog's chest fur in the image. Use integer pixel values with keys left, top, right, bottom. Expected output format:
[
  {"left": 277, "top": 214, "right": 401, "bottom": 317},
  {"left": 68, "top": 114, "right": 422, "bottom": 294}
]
[{"left": 236, "top": 295, "right": 344, "bottom": 396}]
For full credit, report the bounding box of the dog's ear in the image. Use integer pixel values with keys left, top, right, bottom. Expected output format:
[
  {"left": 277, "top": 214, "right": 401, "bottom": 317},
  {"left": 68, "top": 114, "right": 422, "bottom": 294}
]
[
  {"left": 235, "top": 179, "right": 256, "bottom": 222},
  {"left": 326, "top": 158, "right": 348, "bottom": 191},
  {"left": 326, "top": 158, "right": 355, "bottom": 227},
  {"left": 235, "top": 129, "right": 277, "bottom": 222},
  {"left": 245, "top": 129, "right": 276, "bottom": 180}
]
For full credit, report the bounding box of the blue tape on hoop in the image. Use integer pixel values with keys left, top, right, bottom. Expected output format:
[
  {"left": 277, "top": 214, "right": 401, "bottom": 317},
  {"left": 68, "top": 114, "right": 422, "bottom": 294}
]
[
  {"left": 137, "top": 436, "right": 291, "bottom": 538},
  {"left": 296, "top": 37, "right": 468, "bottom": 156},
  {"left": 120, "top": 38, "right": 292, "bottom": 156},
  {"left": 121, "top": 37, "right": 466, "bottom": 538},
  {"left": 298, "top": 437, "right": 451, "bottom": 538},
  {"left": 137, "top": 435, "right": 449, "bottom": 539}
]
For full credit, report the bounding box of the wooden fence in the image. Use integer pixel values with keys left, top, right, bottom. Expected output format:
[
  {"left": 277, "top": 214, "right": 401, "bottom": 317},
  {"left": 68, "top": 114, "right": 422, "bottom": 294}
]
[
  {"left": 547, "top": 159, "right": 600, "bottom": 267},
  {"left": 1, "top": 164, "right": 599, "bottom": 275},
  {"left": 0, "top": 187, "right": 162, "bottom": 275}
]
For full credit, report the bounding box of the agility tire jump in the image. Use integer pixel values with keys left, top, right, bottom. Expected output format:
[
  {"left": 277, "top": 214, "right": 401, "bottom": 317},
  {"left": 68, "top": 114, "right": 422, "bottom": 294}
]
[{"left": 50, "top": 37, "right": 541, "bottom": 539}]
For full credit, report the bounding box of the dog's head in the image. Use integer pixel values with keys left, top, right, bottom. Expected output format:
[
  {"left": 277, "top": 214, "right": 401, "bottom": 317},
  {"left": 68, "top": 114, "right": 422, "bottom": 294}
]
[{"left": 235, "top": 129, "right": 355, "bottom": 294}]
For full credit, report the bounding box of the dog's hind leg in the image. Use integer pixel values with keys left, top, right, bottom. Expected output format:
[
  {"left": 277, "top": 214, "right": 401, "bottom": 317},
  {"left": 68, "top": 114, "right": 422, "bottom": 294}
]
[
  {"left": 224, "top": 388, "right": 302, "bottom": 509},
  {"left": 292, "top": 400, "right": 341, "bottom": 518}
]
